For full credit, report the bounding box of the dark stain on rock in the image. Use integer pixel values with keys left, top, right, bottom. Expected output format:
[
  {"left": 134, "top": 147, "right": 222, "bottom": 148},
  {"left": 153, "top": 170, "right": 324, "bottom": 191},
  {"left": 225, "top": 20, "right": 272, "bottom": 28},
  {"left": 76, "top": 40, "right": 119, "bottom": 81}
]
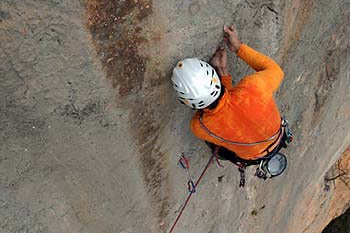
[
  {"left": 279, "top": 0, "right": 314, "bottom": 64},
  {"left": 0, "top": 11, "right": 10, "bottom": 22},
  {"left": 130, "top": 96, "right": 172, "bottom": 230},
  {"left": 85, "top": 0, "right": 171, "bottom": 229},
  {"left": 312, "top": 9, "right": 349, "bottom": 125},
  {"left": 0, "top": 91, "right": 48, "bottom": 144},
  {"left": 314, "top": 51, "right": 339, "bottom": 110},
  {"left": 60, "top": 101, "right": 104, "bottom": 125},
  {"left": 86, "top": 0, "right": 152, "bottom": 96}
]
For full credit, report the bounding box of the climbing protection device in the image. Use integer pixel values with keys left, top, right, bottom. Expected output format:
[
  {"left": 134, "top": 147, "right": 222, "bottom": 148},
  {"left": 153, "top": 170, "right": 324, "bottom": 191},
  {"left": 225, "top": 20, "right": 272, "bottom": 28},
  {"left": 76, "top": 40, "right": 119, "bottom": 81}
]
[
  {"left": 168, "top": 119, "right": 293, "bottom": 231},
  {"left": 178, "top": 153, "right": 196, "bottom": 193},
  {"left": 255, "top": 152, "right": 287, "bottom": 179},
  {"left": 168, "top": 148, "right": 222, "bottom": 233}
]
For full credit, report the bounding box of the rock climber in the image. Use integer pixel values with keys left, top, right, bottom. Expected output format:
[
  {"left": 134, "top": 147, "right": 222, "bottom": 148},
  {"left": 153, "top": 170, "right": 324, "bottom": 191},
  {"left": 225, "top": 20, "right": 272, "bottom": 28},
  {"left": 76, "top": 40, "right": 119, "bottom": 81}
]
[{"left": 172, "top": 25, "right": 292, "bottom": 182}]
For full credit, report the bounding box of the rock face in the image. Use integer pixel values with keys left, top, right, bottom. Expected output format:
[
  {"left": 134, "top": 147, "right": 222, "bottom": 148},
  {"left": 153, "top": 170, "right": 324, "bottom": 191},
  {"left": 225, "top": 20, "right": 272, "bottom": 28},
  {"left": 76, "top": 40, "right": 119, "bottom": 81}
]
[
  {"left": 322, "top": 149, "right": 350, "bottom": 233},
  {"left": 0, "top": 0, "right": 349, "bottom": 233}
]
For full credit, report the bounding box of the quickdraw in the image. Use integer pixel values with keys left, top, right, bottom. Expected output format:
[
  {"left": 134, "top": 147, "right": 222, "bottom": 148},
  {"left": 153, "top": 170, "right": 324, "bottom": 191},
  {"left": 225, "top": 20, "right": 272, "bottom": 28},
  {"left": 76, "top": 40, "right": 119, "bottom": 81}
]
[
  {"left": 178, "top": 153, "right": 196, "bottom": 193},
  {"left": 168, "top": 118, "right": 294, "bottom": 233},
  {"left": 169, "top": 148, "right": 223, "bottom": 233}
]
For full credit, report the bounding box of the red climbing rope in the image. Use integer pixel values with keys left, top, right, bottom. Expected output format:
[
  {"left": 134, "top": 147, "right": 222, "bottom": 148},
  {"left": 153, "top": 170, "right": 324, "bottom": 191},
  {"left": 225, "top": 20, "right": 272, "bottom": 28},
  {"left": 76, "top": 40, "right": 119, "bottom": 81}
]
[{"left": 167, "top": 147, "right": 220, "bottom": 233}]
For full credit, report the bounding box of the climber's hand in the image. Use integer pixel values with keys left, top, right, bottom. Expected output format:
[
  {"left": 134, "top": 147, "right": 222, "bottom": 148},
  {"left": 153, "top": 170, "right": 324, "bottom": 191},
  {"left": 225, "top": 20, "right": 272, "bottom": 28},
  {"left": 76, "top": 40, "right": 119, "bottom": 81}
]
[
  {"left": 210, "top": 46, "right": 229, "bottom": 77},
  {"left": 223, "top": 25, "right": 242, "bottom": 53}
]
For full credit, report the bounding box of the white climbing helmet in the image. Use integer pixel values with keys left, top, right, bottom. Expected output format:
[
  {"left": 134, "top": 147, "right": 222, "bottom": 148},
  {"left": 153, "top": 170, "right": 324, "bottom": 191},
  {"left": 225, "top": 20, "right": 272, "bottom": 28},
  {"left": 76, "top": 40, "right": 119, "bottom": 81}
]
[{"left": 171, "top": 58, "right": 221, "bottom": 109}]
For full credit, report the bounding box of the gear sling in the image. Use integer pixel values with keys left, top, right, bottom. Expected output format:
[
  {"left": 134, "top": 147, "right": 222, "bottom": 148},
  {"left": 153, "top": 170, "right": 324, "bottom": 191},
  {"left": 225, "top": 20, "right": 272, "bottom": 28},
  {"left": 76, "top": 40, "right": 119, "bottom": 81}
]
[{"left": 200, "top": 113, "right": 293, "bottom": 187}]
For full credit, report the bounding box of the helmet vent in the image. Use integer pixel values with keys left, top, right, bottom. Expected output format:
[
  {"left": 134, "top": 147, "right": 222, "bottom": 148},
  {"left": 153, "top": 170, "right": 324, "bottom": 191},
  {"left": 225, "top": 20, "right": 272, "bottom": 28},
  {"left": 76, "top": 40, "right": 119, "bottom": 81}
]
[
  {"left": 192, "top": 103, "right": 196, "bottom": 108},
  {"left": 200, "top": 63, "right": 204, "bottom": 67},
  {"left": 206, "top": 70, "right": 209, "bottom": 76},
  {"left": 211, "top": 69, "right": 214, "bottom": 77},
  {"left": 212, "top": 91, "right": 219, "bottom": 97},
  {"left": 215, "top": 85, "right": 220, "bottom": 89},
  {"left": 206, "top": 64, "right": 208, "bottom": 67},
  {"left": 199, "top": 101, "right": 204, "bottom": 104},
  {"left": 210, "top": 91, "right": 215, "bottom": 95}
]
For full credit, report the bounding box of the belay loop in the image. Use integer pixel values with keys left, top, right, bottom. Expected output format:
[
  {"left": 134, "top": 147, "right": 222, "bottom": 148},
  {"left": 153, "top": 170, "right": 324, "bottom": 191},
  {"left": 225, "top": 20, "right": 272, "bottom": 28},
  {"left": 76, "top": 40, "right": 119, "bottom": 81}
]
[{"left": 209, "top": 117, "right": 293, "bottom": 187}]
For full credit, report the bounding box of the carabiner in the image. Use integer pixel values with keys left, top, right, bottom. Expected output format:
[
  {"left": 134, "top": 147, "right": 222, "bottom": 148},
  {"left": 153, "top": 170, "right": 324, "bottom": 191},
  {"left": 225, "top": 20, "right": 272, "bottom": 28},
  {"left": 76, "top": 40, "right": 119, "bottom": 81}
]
[
  {"left": 178, "top": 154, "right": 190, "bottom": 170},
  {"left": 187, "top": 180, "right": 196, "bottom": 193}
]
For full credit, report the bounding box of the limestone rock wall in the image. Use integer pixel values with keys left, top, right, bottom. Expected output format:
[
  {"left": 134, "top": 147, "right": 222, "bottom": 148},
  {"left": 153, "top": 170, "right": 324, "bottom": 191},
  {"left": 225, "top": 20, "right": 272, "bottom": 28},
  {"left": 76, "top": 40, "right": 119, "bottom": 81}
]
[{"left": 0, "top": 0, "right": 349, "bottom": 233}]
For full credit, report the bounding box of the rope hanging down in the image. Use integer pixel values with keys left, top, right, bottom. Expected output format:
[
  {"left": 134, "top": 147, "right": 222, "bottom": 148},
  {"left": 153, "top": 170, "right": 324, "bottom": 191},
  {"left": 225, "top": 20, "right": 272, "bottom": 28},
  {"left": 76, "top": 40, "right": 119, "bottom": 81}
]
[{"left": 167, "top": 147, "right": 221, "bottom": 233}]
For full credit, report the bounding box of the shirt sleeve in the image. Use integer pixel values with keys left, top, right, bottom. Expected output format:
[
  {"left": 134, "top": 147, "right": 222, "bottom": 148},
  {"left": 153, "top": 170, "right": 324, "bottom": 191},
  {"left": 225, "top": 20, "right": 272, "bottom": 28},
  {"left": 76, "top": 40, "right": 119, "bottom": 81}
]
[
  {"left": 236, "top": 44, "right": 284, "bottom": 93},
  {"left": 220, "top": 75, "right": 233, "bottom": 90}
]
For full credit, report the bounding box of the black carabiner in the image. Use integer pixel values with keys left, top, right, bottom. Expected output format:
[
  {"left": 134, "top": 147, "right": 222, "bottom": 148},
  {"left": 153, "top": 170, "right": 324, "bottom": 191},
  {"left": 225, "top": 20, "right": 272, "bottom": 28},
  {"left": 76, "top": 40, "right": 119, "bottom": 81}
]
[{"left": 187, "top": 180, "right": 196, "bottom": 193}]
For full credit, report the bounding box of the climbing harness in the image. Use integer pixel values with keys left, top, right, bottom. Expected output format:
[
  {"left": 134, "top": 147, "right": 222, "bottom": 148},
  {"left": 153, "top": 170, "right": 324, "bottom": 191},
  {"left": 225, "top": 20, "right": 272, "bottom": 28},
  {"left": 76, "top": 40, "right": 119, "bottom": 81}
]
[
  {"left": 168, "top": 148, "right": 222, "bottom": 233},
  {"left": 246, "top": 118, "right": 293, "bottom": 185},
  {"left": 168, "top": 119, "right": 293, "bottom": 232},
  {"left": 252, "top": 119, "right": 292, "bottom": 180},
  {"left": 200, "top": 116, "right": 294, "bottom": 187}
]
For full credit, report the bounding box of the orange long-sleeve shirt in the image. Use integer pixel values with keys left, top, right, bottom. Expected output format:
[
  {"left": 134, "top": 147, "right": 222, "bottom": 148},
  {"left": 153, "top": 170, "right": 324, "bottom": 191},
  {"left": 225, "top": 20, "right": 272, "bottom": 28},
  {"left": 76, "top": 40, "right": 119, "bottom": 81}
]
[{"left": 190, "top": 44, "right": 284, "bottom": 160}]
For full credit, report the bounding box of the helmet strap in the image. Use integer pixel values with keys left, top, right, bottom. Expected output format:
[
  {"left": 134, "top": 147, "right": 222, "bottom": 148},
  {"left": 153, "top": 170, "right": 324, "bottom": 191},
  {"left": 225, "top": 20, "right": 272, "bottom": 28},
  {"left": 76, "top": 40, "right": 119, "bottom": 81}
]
[{"left": 207, "top": 85, "right": 226, "bottom": 110}]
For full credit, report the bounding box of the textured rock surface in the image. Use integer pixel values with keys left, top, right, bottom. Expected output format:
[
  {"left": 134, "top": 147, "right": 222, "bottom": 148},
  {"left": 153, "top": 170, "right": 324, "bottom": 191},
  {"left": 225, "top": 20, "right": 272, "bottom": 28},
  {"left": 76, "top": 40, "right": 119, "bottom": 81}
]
[
  {"left": 322, "top": 149, "right": 350, "bottom": 233},
  {"left": 0, "top": 0, "right": 349, "bottom": 233}
]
